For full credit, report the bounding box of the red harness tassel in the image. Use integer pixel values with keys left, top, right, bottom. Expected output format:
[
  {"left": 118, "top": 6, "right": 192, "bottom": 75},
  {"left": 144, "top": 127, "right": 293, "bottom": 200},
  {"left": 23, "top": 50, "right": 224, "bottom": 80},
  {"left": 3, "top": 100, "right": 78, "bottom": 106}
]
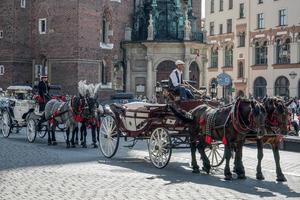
[
  {"left": 199, "top": 117, "right": 206, "bottom": 127},
  {"left": 205, "top": 135, "right": 212, "bottom": 145},
  {"left": 222, "top": 136, "right": 227, "bottom": 145}
]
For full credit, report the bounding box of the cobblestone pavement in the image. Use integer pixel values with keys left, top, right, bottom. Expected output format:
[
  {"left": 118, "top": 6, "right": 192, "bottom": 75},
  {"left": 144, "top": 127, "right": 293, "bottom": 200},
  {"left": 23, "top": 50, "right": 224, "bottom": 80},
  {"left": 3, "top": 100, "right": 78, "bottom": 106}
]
[{"left": 1, "top": 130, "right": 300, "bottom": 200}]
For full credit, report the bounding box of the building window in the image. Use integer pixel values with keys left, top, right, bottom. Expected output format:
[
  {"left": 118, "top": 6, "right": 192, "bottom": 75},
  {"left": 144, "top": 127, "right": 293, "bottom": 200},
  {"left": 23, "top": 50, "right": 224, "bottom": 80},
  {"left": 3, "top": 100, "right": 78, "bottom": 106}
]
[
  {"left": 0, "top": 30, "right": 3, "bottom": 39},
  {"left": 255, "top": 41, "right": 268, "bottom": 65},
  {"left": 224, "top": 46, "right": 233, "bottom": 67},
  {"left": 211, "top": 48, "right": 218, "bottom": 68},
  {"left": 102, "top": 19, "right": 107, "bottom": 43},
  {"left": 0, "top": 65, "right": 4, "bottom": 75},
  {"left": 227, "top": 19, "right": 232, "bottom": 33},
  {"left": 276, "top": 38, "right": 290, "bottom": 64},
  {"left": 239, "top": 3, "right": 245, "bottom": 18},
  {"left": 101, "top": 61, "right": 108, "bottom": 85},
  {"left": 257, "top": 13, "right": 264, "bottom": 29},
  {"left": 21, "top": 0, "right": 26, "bottom": 8},
  {"left": 237, "top": 62, "right": 244, "bottom": 78},
  {"left": 38, "top": 19, "right": 47, "bottom": 34},
  {"left": 211, "top": 0, "right": 215, "bottom": 13},
  {"left": 219, "top": 24, "right": 223, "bottom": 34},
  {"left": 229, "top": 0, "right": 233, "bottom": 9},
  {"left": 238, "top": 32, "right": 245, "bottom": 47},
  {"left": 279, "top": 9, "right": 287, "bottom": 26},
  {"left": 220, "top": 0, "right": 223, "bottom": 11},
  {"left": 210, "top": 22, "right": 214, "bottom": 36},
  {"left": 258, "top": 0, "right": 263, "bottom": 4},
  {"left": 275, "top": 76, "right": 290, "bottom": 97},
  {"left": 254, "top": 77, "right": 267, "bottom": 99}
]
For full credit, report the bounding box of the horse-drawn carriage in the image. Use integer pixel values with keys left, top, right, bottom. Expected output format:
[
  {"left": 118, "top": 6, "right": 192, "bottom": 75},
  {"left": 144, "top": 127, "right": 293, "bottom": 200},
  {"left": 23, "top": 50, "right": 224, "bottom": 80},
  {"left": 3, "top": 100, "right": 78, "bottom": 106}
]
[
  {"left": 98, "top": 80, "right": 225, "bottom": 169},
  {"left": 0, "top": 86, "right": 35, "bottom": 137}
]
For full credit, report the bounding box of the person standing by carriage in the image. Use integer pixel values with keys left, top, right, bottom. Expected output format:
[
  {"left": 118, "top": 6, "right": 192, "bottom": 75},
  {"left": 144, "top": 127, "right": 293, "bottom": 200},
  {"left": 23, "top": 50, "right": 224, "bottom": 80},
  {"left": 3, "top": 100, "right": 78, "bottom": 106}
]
[
  {"left": 169, "top": 60, "right": 194, "bottom": 101},
  {"left": 38, "top": 75, "right": 51, "bottom": 112}
]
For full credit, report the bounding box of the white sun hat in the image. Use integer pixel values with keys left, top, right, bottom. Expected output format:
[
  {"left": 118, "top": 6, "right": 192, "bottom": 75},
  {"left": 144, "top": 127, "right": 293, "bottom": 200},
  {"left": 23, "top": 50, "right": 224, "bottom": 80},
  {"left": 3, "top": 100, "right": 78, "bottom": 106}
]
[{"left": 175, "top": 60, "right": 185, "bottom": 65}]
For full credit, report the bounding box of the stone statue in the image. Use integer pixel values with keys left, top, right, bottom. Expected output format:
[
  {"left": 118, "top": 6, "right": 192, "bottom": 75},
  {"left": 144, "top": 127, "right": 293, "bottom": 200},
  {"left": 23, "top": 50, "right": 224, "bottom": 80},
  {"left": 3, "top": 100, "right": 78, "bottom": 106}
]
[
  {"left": 184, "top": 10, "right": 191, "bottom": 40},
  {"left": 147, "top": 14, "right": 154, "bottom": 40}
]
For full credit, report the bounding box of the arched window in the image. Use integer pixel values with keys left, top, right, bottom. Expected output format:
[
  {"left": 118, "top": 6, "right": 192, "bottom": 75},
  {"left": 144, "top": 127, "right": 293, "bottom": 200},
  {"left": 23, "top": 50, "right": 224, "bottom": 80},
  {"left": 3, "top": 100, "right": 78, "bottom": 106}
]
[
  {"left": 276, "top": 38, "right": 290, "bottom": 64},
  {"left": 211, "top": 48, "right": 218, "bottom": 68},
  {"left": 254, "top": 77, "right": 267, "bottom": 98},
  {"left": 101, "top": 60, "right": 108, "bottom": 85},
  {"left": 224, "top": 46, "right": 233, "bottom": 67},
  {"left": 237, "top": 62, "right": 244, "bottom": 78},
  {"left": 275, "top": 76, "right": 289, "bottom": 97},
  {"left": 210, "top": 78, "right": 218, "bottom": 98},
  {"left": 255, "top": 41, "right": 268, "bottom": 65}
]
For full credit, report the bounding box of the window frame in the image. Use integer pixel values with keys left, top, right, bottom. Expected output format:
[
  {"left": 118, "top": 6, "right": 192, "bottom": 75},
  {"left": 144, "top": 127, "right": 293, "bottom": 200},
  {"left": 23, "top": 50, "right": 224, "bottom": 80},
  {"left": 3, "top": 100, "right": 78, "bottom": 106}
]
[
  {"left": 0, "top": 30, "right": 3, "bottom": 39},
  {"left": 257, "top": 13, "right": 264, "bottom": 29},
  {"left": 220, "top": 0, "right": 224, "bottom": 11},
  {"left": 224, "top": 46, "right": 233, "bottom": 67},
  {"left": 229, "top": 0, "right": 233, "bottom": 10},
  {"left": 211, "top": 48, "right": 219, "bottom": 68},
  {"left": 279, "top": 9, "right": 287, "bottom": 26},
  {"left": 211, "top": 0, "right": 215, "bottom": 13},
  {"left": 210, "top": 22, "right": 215, "bottom": 36},
  {"left": 0, "top": 65, "right": 4, "bottom": 75},
  {"left": 239, "top": 3, "right": 245, "bottom": 18},
  {"left": 276, "top": 39, "right": 291, "bottom": 64},
  {"left": 21, "top": 0, "right": 26, "bottom": 8},
  {"left": 38, "top": 18, "right": 47, "bottom": 34},
  {"left": 227, "top": 19, "right": 232, "bottom": 33},
  {"left": 255, "top": 41, "right": 268, "bottom": 65}
]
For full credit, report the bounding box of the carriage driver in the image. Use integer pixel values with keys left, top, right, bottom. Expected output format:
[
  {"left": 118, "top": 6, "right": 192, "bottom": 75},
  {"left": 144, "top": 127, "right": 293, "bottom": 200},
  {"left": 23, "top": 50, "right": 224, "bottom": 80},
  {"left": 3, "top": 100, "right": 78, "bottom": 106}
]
[
  {"left": 38, "top": 75, "right": 51, "bottom": 112},
  {"left": 169, "top": 60, "right": 194, "bottom": 101}
]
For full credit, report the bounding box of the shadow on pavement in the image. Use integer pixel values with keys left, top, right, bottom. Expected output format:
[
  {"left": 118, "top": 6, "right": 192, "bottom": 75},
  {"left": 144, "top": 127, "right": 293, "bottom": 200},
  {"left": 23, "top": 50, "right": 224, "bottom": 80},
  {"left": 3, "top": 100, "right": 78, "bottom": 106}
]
[{"left": 98, "top": 157, "right": 300, "bottom": 199}]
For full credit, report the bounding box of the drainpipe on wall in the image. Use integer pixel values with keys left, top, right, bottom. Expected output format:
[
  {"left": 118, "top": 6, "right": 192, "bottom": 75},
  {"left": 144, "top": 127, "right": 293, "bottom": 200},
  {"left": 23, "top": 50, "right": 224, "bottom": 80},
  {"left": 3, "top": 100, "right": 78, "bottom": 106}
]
[{"left": 120, "top": 41, "right": 127, "bottom": 92}]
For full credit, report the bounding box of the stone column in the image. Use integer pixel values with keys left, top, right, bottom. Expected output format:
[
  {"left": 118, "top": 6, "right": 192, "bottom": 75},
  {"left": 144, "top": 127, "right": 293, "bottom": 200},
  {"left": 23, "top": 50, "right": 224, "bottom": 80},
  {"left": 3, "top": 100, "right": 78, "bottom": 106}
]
[
  {"left": 126, "top": 59, "right": 131, "bottom": 92},
  {"left": 183, "top": 59, "right": 190, "bottom": 81},
  {"left": 146, "top": 56, "right": 153, "bottom": 98}
]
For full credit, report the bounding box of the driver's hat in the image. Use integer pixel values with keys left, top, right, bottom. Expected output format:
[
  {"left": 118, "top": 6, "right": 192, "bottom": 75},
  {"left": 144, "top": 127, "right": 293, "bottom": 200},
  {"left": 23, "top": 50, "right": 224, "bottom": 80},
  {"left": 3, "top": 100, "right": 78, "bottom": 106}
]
[{"left": 175, "top": 60, "right": 185, "bottom": 66}]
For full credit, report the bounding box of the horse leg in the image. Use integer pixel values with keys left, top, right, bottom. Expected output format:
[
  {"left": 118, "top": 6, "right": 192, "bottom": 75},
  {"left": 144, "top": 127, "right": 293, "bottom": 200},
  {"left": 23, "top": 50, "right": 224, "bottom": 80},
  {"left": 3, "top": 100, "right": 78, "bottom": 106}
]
[
  {"left": 224, "top": 145, "right": 233, "bottom": 180},
  {"left": 235, "top": 140, "right": 246, "bottom": 179},
  {"left": 190, "top": 141, "right": 200, "bottom": 173},
  {"left": 80, "top": 123, "right": 85, "bottom": 145},
  {"left": 47, "top": 122, "right": 52, "bottom": 145},
  {"left": 74, "top": 126, "right": 79, "bottom": 144},
  {"left": 51, "top": 122, "right": 57, "bottom": 145},
  {"left": 91, "top": 126, "right": 98, "bottom": 148},
  {"left": 81, "top": 123, "right": 87, "bottom": 148},
  {"left": 71, "top": 125, "right": 76, "bottom": 148},
  {"left": 272, "top": 143, "right": 287, "bottom": 182},
  {"left": 256, "top": 139, "right": 265, "bottom": 180},
  {"left": 66, "top": 127, "right": 70, "bottom": 148},
  {"left": 197, "top": 140, "right": 211, "bottom": 174}
]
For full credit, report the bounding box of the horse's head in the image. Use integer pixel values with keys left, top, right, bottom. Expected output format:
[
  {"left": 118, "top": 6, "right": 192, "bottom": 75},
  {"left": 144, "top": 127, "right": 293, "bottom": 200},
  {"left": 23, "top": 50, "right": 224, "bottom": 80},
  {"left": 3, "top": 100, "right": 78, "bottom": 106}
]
[
  {"left": 236, "top": 98, "right": 267, "bottom": 136},
  {"left": 81, "top": 96, "right": 98, "bottom": 119},
  {"left": 264, "top": 97, "right": 290, "bottom": 135},
  {"left": 250, "top": 100, "right": 268, "bottom": 136}
]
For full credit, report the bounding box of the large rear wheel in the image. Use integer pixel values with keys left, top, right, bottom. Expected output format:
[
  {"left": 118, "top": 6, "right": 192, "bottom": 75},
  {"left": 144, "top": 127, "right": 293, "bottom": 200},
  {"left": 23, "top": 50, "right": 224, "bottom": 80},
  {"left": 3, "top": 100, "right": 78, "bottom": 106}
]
[
  {"left": 98, "top": 115, "right": 119, "bottom": 158},
  {"left": 1, "top": 111, "right": 12, "bottom": 138},
  {"left": 205, "top": 141, "right": 225, "bottom": 168},
  {"left": 26, "top": 118, "right": 37, "bottom": 143},
  {"left": 148, "top": 128, "right": 172, "bottom": 169}
]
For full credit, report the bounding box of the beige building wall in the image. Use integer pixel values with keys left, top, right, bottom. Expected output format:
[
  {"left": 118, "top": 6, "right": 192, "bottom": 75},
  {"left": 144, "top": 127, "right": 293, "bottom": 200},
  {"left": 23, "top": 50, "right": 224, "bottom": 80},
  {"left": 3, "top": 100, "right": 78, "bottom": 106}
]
[{"left": 205, "top": 0, "right": 300, "bottom": 100}]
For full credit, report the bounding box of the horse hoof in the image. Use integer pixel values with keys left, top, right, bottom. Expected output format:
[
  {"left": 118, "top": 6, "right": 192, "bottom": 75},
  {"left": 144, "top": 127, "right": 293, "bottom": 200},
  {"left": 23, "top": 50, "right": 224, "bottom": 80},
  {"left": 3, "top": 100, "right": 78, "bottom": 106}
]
[
  {"left": 192, "top": 168, "right": 200, "bottom": 174},
  {"left": 224, "top": 175, "right": 232, "bottom": 181},
  {"left": 71, "top": 144, "right": 76, "bottom": 148},
  {"left": 82, "top": 144, "right": 87, "bottom": 148},
  {"left": 277, "top": 176, "right": 287, "bottom": 182},
  {"left": 48, "top": 142, "right": 52, "bottom": 146},
  {"left": 202, "top": 167, "right": 210, "bottom": 174},
  {"left": 237, "top": 174, "right": 247, "bottom": 179},
  {"left": 52, "top": 141, "right": 57, "bottom": 146},
  {"left": 66, "top": 144, "right": 70, "bottom": 148},
  {"left": 93, "top": 144, "right": 98, "bottom": 148},
  {"left": 256, "top": 173, "right": 265, "bottom": 180}
]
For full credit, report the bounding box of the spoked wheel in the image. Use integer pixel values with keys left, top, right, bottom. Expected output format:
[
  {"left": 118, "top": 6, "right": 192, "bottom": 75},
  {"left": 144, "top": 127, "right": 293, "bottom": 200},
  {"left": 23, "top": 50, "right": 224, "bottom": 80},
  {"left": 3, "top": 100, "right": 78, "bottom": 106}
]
[
  {"left": 205, "top": 141, "right": 225, "bottom": 168},
  {"left": 148, "top": 128, "right": 172, "bottom": 169},
  {"left": 37, "top": 124, "right": 47, "bottom": 138},
  {"left": 1, "top": 111, "right": 12, "bottom": 138},
  {"left": 98, "top": 115, "right": 119, "bottom": 158},
  {"left": 26, "top": 118, "right": 37, "bottom": 143}
]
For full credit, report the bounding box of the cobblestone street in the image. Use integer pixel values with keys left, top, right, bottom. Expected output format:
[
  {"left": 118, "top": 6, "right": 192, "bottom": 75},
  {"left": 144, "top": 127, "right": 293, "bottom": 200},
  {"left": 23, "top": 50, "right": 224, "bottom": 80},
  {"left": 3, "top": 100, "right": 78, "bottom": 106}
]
[{"left": 1, "top": 130, "right": 300, "bottom": 200}]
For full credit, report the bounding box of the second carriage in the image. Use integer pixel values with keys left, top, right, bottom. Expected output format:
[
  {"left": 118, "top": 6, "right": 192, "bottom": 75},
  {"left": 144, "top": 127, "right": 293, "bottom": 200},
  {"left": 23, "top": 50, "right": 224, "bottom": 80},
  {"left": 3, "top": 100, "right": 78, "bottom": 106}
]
[{"left": 98, "top": 99, "right": 225, "bottom": 169}]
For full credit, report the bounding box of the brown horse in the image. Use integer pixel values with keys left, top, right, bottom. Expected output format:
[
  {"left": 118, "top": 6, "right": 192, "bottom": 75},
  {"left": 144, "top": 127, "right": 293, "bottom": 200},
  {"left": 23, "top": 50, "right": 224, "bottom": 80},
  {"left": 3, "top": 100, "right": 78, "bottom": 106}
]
[
  {"left": 188, "top": 98, "right": 267, "bottom": 180},
  {"left": 252, "top": 97, "right": 291, "bottom": 181}
]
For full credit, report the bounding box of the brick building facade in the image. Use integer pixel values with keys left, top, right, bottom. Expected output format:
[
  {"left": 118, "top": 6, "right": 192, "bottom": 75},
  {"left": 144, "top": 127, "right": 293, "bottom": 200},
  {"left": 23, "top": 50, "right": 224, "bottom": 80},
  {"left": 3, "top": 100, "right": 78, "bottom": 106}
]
[{"left": 0, "top": 0, "right": 134, "bottom": 99}]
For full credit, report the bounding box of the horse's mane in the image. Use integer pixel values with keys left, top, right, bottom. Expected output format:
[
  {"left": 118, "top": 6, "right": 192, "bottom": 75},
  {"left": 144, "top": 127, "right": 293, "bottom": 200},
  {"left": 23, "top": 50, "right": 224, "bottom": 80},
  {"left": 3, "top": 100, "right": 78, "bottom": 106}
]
[{"left": 78, "top": 80, "right": 101, "bottom": 98}]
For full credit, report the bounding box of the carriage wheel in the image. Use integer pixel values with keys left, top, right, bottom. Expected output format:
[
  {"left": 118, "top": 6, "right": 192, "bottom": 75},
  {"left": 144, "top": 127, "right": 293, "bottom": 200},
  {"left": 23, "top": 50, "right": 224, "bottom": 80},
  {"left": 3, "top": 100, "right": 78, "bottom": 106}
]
[
  {"left": 26, "top": 118, "right": 37, "bottom": 143},
  {"left": 98, "top": 115, "right": 119, "bottom": 158},
  {"left": 148, "top": 128, "right": 172, "bottom": 169},
  {"left": 37, "top": 126, "right": 47, "bottom": 138},
  {"left": 1, "top": 111, "right": 12, "bottom": 138},
  {"left": 205, "top": 141, "right": 225, "bottom": 168}
]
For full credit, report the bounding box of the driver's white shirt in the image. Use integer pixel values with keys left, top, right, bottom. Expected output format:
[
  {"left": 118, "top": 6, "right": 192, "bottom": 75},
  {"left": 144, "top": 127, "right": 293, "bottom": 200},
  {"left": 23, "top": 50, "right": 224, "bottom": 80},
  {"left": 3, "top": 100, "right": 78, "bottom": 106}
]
[{"left": 169, "top": 69, "right": 182, "bottom": 87}]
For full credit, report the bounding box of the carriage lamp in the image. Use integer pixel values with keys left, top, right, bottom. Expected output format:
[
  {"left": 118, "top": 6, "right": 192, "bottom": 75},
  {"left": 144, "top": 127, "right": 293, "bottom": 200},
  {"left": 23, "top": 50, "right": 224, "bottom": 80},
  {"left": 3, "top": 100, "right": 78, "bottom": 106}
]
[
  {"left": 155, "top": 86, "right": 162, "bottom": 93},
  {"left": 210, "top": 83, "right": 217, "bottom": 99}
]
